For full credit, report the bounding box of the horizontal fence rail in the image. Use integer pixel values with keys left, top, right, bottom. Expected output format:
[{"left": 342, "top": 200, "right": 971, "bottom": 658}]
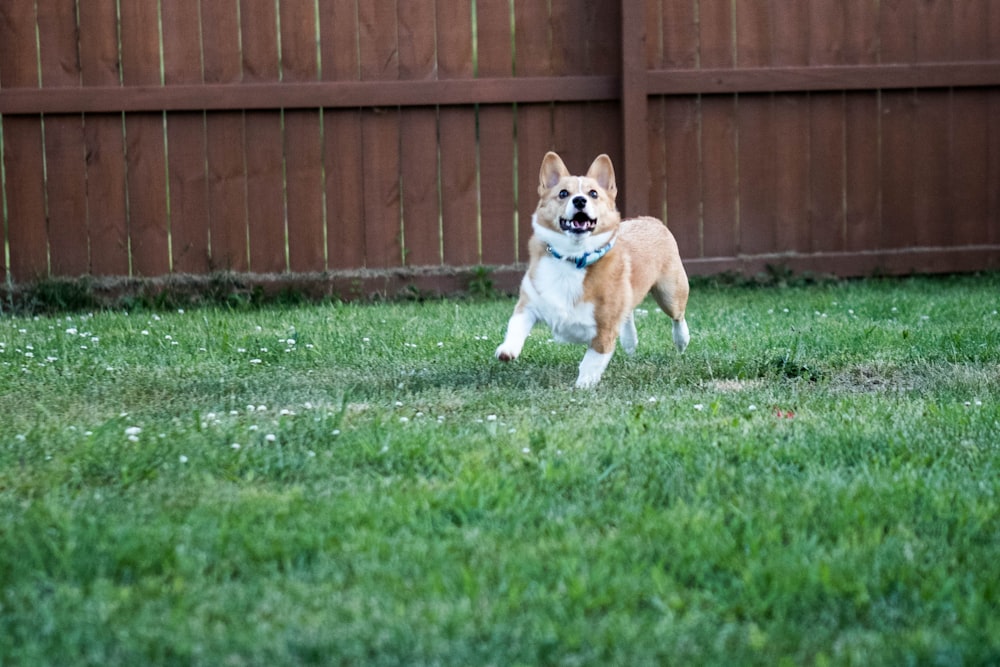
[{"left": 2, "top": 0, "right": 999, "bottom": 295}]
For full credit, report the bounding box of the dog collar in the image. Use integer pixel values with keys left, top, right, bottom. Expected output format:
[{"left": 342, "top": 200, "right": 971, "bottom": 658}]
[{"left": 546, "top": 237, "right": 616, "bottom": 269}]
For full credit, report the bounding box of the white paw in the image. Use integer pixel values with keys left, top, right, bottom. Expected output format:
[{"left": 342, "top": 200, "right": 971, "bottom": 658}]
[
  {"left": 575, "top": 348, "right": 613, "bottom": 389},
  {"left": 495, "top": 344, "right": 519, "bottom": 362},
  {"left": 673, "top": 318, "right": 690, "bottom": 353}
]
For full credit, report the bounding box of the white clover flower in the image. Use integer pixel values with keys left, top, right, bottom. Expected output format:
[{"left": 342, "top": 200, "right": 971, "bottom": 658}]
[
  {"left": 486, "top": 414, "right": 498, "bottom": 422},
  {"left": 265, "top": 434, "right": 276, "bottom": 442},
  {"left": 66, "top": 327, "right": 78, "bottom": 335},
  {"left": 694, "top": 404, "right": 705, "bottom": 411},
  {"left": 141, "top": 330, "right": 150, "bottom": 336},
  {"left": 179, "top": 455, "right": 188, "bottom": 464},
  {"left": 231, "top": 443, "right": 241, "bottom": 450},
  {"left": 249, "top": 359, "right": 262, "bottom": 365},
  {"left": 125, "top": 426, "right": 142, "bottom": 436}
]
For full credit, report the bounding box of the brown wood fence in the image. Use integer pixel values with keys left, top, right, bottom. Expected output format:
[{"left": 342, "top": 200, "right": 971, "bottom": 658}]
[{"left": 1, "top": 0, "right": 999, "bottom": 293}]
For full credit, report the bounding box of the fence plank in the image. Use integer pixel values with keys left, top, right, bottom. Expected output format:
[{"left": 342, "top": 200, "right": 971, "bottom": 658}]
[
  {"left": 120, "top": 1, "right": 170, "bottom": 276},
  {"left": 843, "top": 2, "right": 881, "bottom": 252},
  {"left": 658, "top": 0, "right": 701, "bottom": 257},
  {"left": 476, "top": 0, "right": 517, "bottom": 265},
  {"left": 162, "top": 3, "right": 211, "bottom": 274},
  {"left": 912, "top": 1, "right": 953, "bottom": 249},
  {"left": 662, "top": 98, "right": 702, "bottom": 258},
  {"left": 949, "top": 1, "right": 990, "bottom": 245},
  {"left": 770, "top": 1, "right": 811, "bottom": 255},
  {"left": 734, "top": 0, "right": 774, "bottom": 256},
  {"left": 438, "top": 0, "right": 479, "bottom": 266},
  {"left": 36, "top": 0, "right": 89, "bottom": 276},
  {"left": 698, "top": 0, "right": 739, "bottom": 257},
  {"left": 808, "top": 3, "right": 848, "bottom": 253},
  {"left": 0, "top": 3, "right": 46, "bottom": 280},
  {"left": 398, "top": 0, "right": 441, "bottom": 267},
  {"left": 201, "top": 0, "right": 248, "bottom": 271},
  {"left": 77, "top": 0, "right": 129, "bottom": 276},
  {"left": 3, "top": 119, "right": 49, "bottom": 280},
  {"left": 281, "top": 0, "right": 326, "bottom": 273},
  {"left": 319, "top": 0, "right": 365, "bottom": 271},
  {"left": 240, "top": 0, "right": 287, "bottom": 273},
  {"left": 514, "top": 0, "right": 555, "bottom": 261},
  {"left": 359, "top": 1, "right": 401, "bottom": 268}
]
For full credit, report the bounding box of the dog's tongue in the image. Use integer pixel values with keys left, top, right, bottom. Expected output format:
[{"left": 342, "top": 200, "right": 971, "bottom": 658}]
[{"left": 570, "top": 212, "right": 592, "bottom": 229}]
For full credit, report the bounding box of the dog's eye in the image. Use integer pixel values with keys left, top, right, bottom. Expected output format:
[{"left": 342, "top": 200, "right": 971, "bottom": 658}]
[
  {"left": 558, "top": 189, "right": 569, "bottom": 199},
  {"left": 588, "top": 190, "right": 599, "bottom": 199}
]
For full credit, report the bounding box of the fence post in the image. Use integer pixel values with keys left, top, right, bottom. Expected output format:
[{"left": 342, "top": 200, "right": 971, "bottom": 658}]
[{"left": 620, "top": 0, "right": 648, "bottom": 218}]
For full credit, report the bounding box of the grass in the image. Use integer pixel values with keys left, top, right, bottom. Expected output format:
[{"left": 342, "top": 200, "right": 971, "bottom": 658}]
[{"left": 1, "top": 274, "right": 999, "bottom": 666}]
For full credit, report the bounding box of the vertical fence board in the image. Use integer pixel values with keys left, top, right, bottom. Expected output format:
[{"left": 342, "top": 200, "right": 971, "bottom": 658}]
[
  {"left": 514, "top": 0, "right": 555, "bottom": 261},
  {"left": 988, "top": 6, "right": 1000, "bottom": 245},
  {"left": 438, "top": 0, "right": 479, "bottom": 266},
  {"left": 662, "top": 99, "right": 702, "bottom": 258},
  {"left": 240, "top": 0, "right": 287, "bottom": 273},
  {"left": 201, "top": 0, "right": 248, "bottom": 272},
  {"left": 879, "top": 0, "right": 917, "bottom": 249},
  {"left": 162, "top": 3, "right": 211, "bottom": 274},
  {"left": 358, "top": 1, "right": 401, "bottom": 269},
  {"left": 397, "top": 0, "right": 441, "bottom": 267},
  {"left": 0, "top": 3, "right": 48, "bottom": 280},
  {"left": 912, "top": 0, "right": 953, "bottom": 248},
  {"left": 843, "top": 2, "right": 881, "bottom": 252},
  {"left": 734, "top": 1, "right": 774, "bottom": 256},
  {"left": 3, "top": 119, "right": 48, "bottom": 280},
  {"left": 771, "top": 1, "right": 811, "bottom": 254},
  {"left": 77, "top": 0, "right": 129, "bottom": 276},
  {"left": 808, "top": 4, "right": 847, "bottom": 253},
  {"left": 698, "top": 0, "right": 739, "bottom": 258},
  {"left": 949, "top": 0, "right": 990, "bottom": 246},
  {"left": 477, "top": 0, "right": 517, "bottom": 265},
  {"left": 659, "top": 0, "right": 701, "bottom": 257},
  {"left": 281, "top": 0, "right": 326, "bottom": 273},
  {"left": 120, "top": 2, "right": 170, "bottom": 276},
  {"left": 319, "top": 0, "right": 366, "bottom": 271},
  {"left": 37, "top": 0, "right": 89, "bottom": 276}
]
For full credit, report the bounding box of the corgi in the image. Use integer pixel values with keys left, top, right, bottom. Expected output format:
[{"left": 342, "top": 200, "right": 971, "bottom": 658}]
[{"left": 495, "top": 152, "right": 690, "bottom": 388}]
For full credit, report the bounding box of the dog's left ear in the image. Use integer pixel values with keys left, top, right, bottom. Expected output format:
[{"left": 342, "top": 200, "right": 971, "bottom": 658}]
[{"left": 586, "top": 154, "right": 617, "bottom": 199}]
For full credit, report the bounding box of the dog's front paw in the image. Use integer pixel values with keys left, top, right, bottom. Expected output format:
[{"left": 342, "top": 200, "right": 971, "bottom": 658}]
[
  {"left": 495, "top": 344, "right": 519, "bottom": 362},
  {"left": 575, "top": 348, "right": 613, "bottom": 389}
]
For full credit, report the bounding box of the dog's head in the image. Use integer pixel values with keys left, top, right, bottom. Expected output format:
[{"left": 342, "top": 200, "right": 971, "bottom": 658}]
[{"left": 533, "top": 152, "right": 620, "bottom": 249}]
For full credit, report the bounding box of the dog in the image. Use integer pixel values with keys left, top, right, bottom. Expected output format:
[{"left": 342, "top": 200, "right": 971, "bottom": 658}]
[{"left": 495, "top": 152, "right": 690, "bottom": 388}]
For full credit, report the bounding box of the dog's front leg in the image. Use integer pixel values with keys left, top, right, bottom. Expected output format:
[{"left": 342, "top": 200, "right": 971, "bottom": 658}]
[
  {"left": 495, "top": 307, "right": 537, "bottom": 362},
  {"left": 575, "top": 332, "right": 616, "bottom": 389}
]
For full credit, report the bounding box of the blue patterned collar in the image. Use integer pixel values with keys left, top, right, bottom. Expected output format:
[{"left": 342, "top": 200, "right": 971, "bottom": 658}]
[{"left": 546, "top": 237, "right": 616, "bottom": 269}]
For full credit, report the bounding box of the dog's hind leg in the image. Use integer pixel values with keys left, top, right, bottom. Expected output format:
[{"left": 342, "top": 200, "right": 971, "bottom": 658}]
[{"left": 651, "top": 274, "right": 690, "bottom": 353}]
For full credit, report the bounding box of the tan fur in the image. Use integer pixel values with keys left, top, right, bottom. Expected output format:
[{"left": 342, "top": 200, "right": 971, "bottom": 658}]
[{"left": 496, "top": 152, "right": 690, "bottom": 388}]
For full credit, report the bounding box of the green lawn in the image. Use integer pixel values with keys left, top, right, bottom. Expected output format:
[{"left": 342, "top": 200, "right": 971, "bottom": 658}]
[{"left": 1, "top": 275, "right": 998, "bottom": 666}]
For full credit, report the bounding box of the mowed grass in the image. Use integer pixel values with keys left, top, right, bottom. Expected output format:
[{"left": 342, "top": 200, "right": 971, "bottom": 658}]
[{"left": 1, "top": 274, "right": 998, "bottom": 666}]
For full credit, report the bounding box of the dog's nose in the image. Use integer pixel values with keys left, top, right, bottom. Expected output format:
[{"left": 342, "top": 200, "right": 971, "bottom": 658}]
[{"left": 572, "top": 196, "right": 587, "bottom": 210}]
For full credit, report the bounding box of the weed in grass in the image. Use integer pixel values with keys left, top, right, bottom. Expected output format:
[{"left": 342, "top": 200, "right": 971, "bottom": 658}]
[{"left": 1, "top": 275, "right": 999, "bottom": 665}]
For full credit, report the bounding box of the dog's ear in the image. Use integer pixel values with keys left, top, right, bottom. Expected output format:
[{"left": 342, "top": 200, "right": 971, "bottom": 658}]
[
  {"left": 586, "top": 154, "right": 617, "bottom": 199},
  {"left": 539, "top": 152, "right": 570, "bottom": 192}
]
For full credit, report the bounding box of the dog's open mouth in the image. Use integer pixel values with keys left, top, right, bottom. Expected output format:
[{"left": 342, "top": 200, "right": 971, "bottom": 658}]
[{"left": 560, "top": 212, "right": 597, "bottom": 234}]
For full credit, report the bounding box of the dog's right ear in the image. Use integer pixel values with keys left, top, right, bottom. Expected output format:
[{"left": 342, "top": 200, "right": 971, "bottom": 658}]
[{"left": 539, "top": 152, "right": 570, "bottom": 192}]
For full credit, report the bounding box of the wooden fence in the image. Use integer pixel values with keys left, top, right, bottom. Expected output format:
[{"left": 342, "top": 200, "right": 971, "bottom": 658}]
[{"left": 1, "top": 0, "right": 999, "bottom": 294}]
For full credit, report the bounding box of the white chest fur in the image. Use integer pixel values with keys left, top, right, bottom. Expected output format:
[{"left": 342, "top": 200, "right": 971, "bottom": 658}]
[{"left": 522, "top": 257, "right": 596, "bottom": 345}]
